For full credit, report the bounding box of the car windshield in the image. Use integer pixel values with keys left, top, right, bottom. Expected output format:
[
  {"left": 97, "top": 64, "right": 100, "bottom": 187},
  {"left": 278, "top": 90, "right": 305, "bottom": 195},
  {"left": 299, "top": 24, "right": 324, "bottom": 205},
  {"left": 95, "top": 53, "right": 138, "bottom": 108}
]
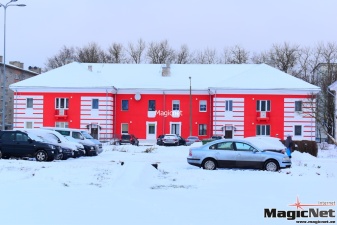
[
  {"left": 64, "top": 136, "right": 77, "bottom": 142},
  {"left": 81, "top": 131, "right": 93, "bottom": 139},
  {"left": 27, "top": 132, "right": 46, "bottom": 142}
]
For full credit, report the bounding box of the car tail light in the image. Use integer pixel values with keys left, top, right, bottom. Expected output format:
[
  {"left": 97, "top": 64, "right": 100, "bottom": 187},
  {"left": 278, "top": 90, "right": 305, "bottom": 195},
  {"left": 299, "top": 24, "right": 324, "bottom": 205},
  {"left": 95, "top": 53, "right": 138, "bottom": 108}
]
[{"left": 189, "top": 149, "right": 192, "bottom": 156}]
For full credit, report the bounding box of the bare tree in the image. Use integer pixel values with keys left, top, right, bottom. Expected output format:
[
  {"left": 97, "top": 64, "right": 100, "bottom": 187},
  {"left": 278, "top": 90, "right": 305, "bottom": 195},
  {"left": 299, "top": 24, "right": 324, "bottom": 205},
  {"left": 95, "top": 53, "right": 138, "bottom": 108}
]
[
  {"left": 107, "top": 42, "right": 128, "bottom": 63},
  {"left": 126, "top": 38, "right": 146, "bottom": 64},
  {"left": 193, "top": 48, "right": 218, "bottom": 64},
  {"left": 146, "top": 40, "right": 175, "bottom": 64},
  {"left": 268, "top": 42, "right": 300, "bottom": 73},
  {"left": 76, "top": 42, "right": 107, "bottom": 63},
  {"left": 175, "top": 44, "right": 193, "bottom": 64},
  {"left": 251, "top": 50, "right": 270, "bottom": 64},
  {"left": 220, "top": 45, "right": 249, "bottom": 64},
  {"left": 45, "top": 45, "right": 76, "bottom": 71}
]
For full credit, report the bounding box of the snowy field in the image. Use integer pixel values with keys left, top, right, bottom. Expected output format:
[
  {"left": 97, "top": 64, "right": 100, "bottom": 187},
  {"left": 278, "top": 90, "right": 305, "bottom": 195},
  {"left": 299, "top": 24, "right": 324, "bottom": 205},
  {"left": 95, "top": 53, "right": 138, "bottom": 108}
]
[{"left": 0, "top": 142, "right": 336, "bottom": 225}]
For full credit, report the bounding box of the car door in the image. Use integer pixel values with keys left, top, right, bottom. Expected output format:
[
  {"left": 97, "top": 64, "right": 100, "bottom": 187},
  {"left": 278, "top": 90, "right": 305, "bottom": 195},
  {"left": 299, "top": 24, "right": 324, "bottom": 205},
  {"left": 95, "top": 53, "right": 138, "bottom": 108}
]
[
  {"left": 0, "top": 132, "right": 16, "bottom": 156},
  {"left": 209, "top": 141, "right": 237, "bottom": 168},
  {"left": 14, "top": 132, "right": 35, "bottom": 158},
  {"left": 234, "top": 141, "right": 262, "bottom": 169}
]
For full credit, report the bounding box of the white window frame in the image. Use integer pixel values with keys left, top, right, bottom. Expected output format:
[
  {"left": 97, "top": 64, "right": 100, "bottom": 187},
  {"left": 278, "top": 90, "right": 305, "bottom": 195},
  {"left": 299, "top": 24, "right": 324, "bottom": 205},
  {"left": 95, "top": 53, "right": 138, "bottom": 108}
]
[
  {"left": 172, "top": 100, "right": 180, "bottom": 111},
  {"left": 295, "top": 101, "right": 302, "bottom": 112},
  {"left": 199, "top": 124, "right": 207, "bottom": 136},
  {"left": 256, "top": 100, "right": 270, "bottom": 112},
  {"left": 256, "top": 125, "right": 270, "bottom": 136},
  {"left": 55, "top": 122, "right": 69, "bottom": 128},
  {"left": 121, "top": 123, "right": 129, "bottom": 134},
  {"left": 294, "top": 125, "right": 302, "bottom": 136},
  {"left": 25, "top": 121, "right": 33, "bottom": 129},
  {"left": 199, "top": 100, "right": 207, "bottom": 112},
  {"left": 55, "top": 98, "right": 69, "bottom": 109},
  {"left": 92, "top": 99, "right": 99, "bottom": 110},
  {"left": 26, "top": 98, "right": 33, "bottom": 109},
  {"left": 226, "top": 100, "right": 233, "bottom": 111}
]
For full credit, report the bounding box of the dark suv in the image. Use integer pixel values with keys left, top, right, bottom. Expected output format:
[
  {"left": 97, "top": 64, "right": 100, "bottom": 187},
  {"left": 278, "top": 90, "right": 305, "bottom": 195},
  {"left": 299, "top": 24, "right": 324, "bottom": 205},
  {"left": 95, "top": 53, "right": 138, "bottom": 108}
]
[
  {"left": 0, "top": 130, "right": 60, "bottom": 161},
  {"left": 120, "top": 134, "right": 139, "bottom": 146}
]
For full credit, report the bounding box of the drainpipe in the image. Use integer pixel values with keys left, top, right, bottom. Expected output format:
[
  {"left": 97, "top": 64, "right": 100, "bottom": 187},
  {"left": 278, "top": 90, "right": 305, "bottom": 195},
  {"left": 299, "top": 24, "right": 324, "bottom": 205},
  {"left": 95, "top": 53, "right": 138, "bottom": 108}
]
[
  {"left": 113, "top": 86, "right": 118, "bottom": 140},
  {"left": 163, "top": 91, "right": 166, "bottom": 134},
  {"left": 327, "top": 88, "right": 335, "bottom": 141},
  {"left": 208, "top": 89, "right": 212, "bottom": 136},
  {"left": 105, "top": 89, "right": 108, "bottom": 142},
  {"left": 214, "top": 89, "right": 217, "bottom": 135}
]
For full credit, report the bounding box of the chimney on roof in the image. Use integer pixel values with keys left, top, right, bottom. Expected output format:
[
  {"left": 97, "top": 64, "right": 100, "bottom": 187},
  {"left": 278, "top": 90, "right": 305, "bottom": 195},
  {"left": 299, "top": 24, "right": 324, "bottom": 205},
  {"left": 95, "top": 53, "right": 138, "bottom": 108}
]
[
  {"left": 88, "top": 65, "right": 92, "bottom": 72},
  {"left": 9, "top": 61, "right": 24, "bottom": 69},
  {"left": 162, "top": 62, "right": 171, "bottom": 77},
  {"left": 28, "top": 66, "right": 42, "bottom": 74}
]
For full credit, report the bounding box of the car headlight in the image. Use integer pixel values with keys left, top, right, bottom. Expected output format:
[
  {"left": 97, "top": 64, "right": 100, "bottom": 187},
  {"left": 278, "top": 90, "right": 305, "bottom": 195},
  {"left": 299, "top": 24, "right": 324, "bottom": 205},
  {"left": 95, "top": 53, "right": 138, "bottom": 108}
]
[
  {"left": 59, "top": 149, "right": 62, "bottom": 153},
  {"left": 90, "top": 146, "right": 94, "bottom": 150},
  {"left": 283, "top": 156, "right": 290, "bottom": 161}
]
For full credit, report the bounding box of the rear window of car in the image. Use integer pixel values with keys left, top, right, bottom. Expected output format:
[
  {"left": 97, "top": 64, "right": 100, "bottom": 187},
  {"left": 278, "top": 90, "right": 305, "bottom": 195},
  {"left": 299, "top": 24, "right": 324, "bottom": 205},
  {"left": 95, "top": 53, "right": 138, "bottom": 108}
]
[{"left": 122, "top": 134, "right": 131, "bottom": 139}]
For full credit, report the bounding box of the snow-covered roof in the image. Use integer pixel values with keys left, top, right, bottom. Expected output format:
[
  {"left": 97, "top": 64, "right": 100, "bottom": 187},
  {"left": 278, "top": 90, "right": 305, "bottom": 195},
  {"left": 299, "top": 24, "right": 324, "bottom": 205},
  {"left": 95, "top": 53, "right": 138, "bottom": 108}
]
[{"left": 9, "top": 62, "right": 320, "bottom": 94}]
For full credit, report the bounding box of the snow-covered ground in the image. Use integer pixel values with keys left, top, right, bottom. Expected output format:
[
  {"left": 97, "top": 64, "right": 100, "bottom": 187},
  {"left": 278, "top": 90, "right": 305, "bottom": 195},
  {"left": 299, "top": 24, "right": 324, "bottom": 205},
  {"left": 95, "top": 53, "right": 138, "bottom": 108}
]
[{"left": 0, "top": 142, "right": 336, "bottom": 225}]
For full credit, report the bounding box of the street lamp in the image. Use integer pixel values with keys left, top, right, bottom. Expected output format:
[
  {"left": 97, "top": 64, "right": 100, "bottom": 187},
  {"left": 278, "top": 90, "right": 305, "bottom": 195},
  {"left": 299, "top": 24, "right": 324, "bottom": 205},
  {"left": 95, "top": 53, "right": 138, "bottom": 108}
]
[
  {"left": 0, "top": 0, "right": 26, "bottom": 130},
  {"left": 189, "top": 76, "right": 192, "bottom": 136}
]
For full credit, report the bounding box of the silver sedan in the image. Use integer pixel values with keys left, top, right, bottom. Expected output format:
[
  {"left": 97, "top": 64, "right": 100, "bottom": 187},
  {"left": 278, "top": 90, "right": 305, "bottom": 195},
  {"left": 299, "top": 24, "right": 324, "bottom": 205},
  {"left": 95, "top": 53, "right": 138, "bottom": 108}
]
[{"left": 187, "top": 138, "right": 291, "bottom": 171}]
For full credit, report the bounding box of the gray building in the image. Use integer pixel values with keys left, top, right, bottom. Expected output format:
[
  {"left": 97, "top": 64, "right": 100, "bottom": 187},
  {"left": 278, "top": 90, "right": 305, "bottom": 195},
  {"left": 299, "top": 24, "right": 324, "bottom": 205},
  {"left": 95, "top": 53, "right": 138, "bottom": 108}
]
[{"left": 0, "top": 56, "right": 41, "bottom": 130}]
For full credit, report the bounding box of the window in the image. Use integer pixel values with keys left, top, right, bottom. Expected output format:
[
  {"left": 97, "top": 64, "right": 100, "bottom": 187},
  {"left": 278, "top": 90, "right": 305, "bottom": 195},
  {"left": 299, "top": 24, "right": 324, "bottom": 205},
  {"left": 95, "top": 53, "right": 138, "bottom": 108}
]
[
  {"left": 294, "top": 125, "right": 302, "bottom": 136},
  {"left": 122, "top": 100, "right": 129, "bottom": 111},
  {"left": 26, "top": 98, "right": 33, "bottom": 108},
  {"left": 226, "top": 100, "right": 233, "bottom": 111},
  {"left": 295, "top": 101, "right": 302, "bottom": 112},
  {"left": 256, "top": 100, "right": 270, "bottom": 112},
  {"left": 25, "top": 121, "right": 33, "bottom": 129},
  {"left": 172, "top": 100, "right": 180, "bottom": 111},
  {"left": 256, "top": 125, "right": 270, "bottom": 136},
  {"left": 148, "top": 124, "right": 155, "bottom": 134},
  {"left": 199, "top": 100, "right": 207, "bottom": 112},
  {"left": 56, "top": 98, "right": 69, "bottom": 109},
  {"left": 16, "top": 133, "right": 29, "bottom": 142},
  {"left": 92, "top": 99, "right": 99, "bottom": 109},
  {"left": 55, "top": 122, "right": 69, "bottom": 128},
  {"left": 148, "top": 100, "right": 156, "bottom": 111},
  {"left": 121, "top": 124, "right": 129, "bottom": 134},
  {"left": 215, "top": 142, "right": 233, "bottom": 150},
  {"left": 199, "top": 124, "right": 207, "bottom": 135},
  {"left": 235, "top": 142, "right": 255, "bottom": 151}
]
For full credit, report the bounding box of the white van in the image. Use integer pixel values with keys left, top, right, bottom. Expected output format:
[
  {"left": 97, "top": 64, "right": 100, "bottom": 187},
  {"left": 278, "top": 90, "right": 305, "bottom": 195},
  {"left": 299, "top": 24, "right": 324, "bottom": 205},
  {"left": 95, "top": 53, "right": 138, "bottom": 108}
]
[{"left": 41, "top": 127, "right": 97, "bottom": 156}]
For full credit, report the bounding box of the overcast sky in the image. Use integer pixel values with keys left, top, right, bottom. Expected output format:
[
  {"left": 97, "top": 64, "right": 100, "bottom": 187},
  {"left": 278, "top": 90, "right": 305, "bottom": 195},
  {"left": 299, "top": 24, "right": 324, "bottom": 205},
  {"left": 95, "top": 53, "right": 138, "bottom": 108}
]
[{"left": 1, "top": 0, "right": 336, "bottom": 70}]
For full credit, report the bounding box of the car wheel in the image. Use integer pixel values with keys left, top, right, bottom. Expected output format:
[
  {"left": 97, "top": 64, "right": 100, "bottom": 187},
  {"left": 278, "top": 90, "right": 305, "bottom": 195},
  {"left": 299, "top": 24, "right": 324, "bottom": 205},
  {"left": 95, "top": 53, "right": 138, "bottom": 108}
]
[
  {"left": 264, "top": 160, "right": 279, "bottom": 172},
  {"left": 57, "top": 153, "right": 63, "bottom": 160},
  {"left": 35, "top": 150, "right": 48, "bottom": 162},
  {"left": 202, "top": 158, "right": 217, "bottom": 170}
]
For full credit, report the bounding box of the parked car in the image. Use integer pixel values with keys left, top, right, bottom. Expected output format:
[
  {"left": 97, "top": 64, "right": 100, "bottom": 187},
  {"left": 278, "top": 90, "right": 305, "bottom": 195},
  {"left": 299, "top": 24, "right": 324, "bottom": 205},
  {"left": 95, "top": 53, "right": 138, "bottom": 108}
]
[
  {"left": 156, "top": 135, "right": 165, "bottom": 146},
  {"left": 42, "top": 127, "right": 97, "bottom": 156},
  {"left": 244, "top": 136, "right": 286, "bottom": 153},
  {"left": 162, "top": 134, "right": 179, "bottom": 146},
  {"left": 80, "top": 130, "right": 103, "bottom": 154},
  {"left": 110, "top": 134, "right": 121, "bottom": 145},
  {"left": 187, "top": 138, "right": 292, "bottom": 171},
  {"left": 63, "top": 136, "right": 95, "bottom": 156},
  {"left": 19, "top": 129, "right": 81, "bottom": 159},
  {"left": 0, "top": 130, "right": 61, "bottom": 162},
  {"left": 185, "top": 136, "right": 201, "bottom": 146},
  {"left": 177, "top": 136, "right": 186, "bottom": 146},
  {"left": 120, "top": 134, "right": 139, "bottom": 146},
  {"left": 22, "top": 129, "right": 74, "bottom": 160},
  {"left": 211, "top": 135, "right": 223, "bottom": 140}
]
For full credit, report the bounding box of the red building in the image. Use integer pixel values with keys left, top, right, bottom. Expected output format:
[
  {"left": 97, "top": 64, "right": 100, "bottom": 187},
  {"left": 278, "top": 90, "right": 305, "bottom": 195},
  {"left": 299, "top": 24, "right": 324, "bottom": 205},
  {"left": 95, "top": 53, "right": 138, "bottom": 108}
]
[{"left": 9, "top": 63, "right": 320, "bottom": 141}]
